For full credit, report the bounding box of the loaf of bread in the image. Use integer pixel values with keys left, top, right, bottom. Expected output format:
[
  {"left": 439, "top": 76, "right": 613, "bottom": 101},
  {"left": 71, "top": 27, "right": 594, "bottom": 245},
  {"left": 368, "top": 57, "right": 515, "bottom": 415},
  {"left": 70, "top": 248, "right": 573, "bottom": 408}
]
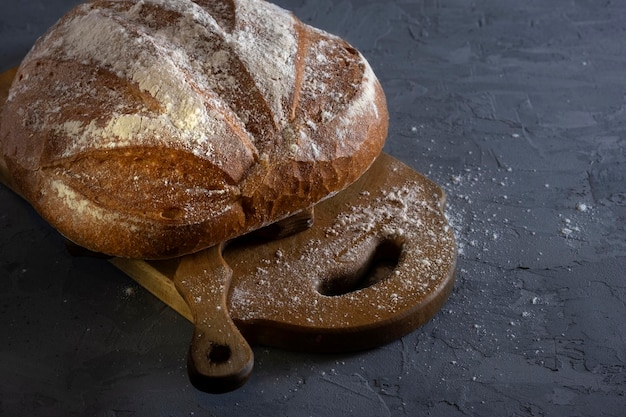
[{"left": 0, "top": 0, "right": 388, "bottom": 259}]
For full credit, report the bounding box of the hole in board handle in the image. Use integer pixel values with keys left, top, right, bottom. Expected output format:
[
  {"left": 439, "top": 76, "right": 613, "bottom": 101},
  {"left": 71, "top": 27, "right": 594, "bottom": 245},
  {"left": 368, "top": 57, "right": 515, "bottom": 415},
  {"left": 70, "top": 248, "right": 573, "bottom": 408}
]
[{"left": 207, "top": 343, "right": 232, "bottom": 364}]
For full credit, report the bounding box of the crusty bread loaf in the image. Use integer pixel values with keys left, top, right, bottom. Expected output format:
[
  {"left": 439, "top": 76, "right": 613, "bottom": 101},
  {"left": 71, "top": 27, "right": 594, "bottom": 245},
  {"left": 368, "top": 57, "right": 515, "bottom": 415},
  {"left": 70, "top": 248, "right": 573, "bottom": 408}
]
[{"left": 0, "top": 0, "right": 388, "bottom": 259}]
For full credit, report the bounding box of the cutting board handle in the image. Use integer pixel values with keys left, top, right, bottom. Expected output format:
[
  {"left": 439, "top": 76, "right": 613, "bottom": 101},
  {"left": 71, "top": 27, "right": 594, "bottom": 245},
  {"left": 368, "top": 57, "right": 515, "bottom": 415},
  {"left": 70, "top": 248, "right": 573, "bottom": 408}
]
[{"left": 173, "top": 244, "right": 253, "bottom": 393}]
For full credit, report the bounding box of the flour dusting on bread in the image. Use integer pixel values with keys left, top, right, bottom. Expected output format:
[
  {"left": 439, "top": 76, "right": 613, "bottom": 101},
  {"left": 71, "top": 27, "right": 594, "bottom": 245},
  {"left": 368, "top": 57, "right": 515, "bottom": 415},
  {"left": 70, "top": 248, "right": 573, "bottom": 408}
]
[{"left": 0, "top": 0, "right": 388, "bottom": 258}]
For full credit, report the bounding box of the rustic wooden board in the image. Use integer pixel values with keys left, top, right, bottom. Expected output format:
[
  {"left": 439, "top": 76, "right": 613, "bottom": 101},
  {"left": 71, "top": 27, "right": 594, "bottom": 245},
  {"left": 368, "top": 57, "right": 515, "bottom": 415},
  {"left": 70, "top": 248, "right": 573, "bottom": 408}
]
[{"left": 0, "top": 67, "right": 456, "bottom": 392}]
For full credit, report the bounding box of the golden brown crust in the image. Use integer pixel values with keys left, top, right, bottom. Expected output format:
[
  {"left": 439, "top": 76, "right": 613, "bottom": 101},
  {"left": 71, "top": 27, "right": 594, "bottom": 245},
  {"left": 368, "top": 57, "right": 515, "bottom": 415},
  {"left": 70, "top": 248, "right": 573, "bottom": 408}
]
[{"left": 0, "top": 0, "right": 388, "bottom": 258}]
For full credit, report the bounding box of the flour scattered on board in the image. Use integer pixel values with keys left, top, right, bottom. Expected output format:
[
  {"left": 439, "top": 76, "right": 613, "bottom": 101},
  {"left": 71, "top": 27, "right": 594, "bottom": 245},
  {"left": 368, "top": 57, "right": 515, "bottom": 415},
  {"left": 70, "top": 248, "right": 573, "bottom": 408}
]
[{"left": 228, "top": 161, "right": 456, "bottom": 327}]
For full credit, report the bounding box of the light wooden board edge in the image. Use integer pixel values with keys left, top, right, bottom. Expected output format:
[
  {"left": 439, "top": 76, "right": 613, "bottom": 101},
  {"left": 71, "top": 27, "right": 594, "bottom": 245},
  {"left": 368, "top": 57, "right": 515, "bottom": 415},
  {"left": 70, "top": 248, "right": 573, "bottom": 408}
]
[
  {"left": 0, "top": 166, "right": 194, "bottom": 321},
  {"left": 110, "top": 258, "right": 193, "bottom": 322}
]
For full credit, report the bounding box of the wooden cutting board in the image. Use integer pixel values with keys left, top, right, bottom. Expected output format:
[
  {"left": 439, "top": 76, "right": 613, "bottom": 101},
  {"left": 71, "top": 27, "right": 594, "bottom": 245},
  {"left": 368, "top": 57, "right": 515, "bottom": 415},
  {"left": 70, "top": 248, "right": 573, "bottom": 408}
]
[{"left": 0, "top": 67, "right": 456, "bottom": 393}]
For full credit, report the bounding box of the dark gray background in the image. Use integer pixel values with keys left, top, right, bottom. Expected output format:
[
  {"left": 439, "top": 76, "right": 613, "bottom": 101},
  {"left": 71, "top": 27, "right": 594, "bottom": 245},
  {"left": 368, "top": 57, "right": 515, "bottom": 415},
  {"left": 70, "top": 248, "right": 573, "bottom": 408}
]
[{"left": 1, "top": 0, "right": 625, "bottom": 416}]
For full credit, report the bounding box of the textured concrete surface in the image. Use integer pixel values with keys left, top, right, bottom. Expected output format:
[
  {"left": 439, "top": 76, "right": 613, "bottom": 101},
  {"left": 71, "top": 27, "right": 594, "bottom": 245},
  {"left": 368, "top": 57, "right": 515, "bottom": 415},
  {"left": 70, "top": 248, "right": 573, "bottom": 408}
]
[{"left": 1, "top": 0, "right": 625, "bottom": 416}]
